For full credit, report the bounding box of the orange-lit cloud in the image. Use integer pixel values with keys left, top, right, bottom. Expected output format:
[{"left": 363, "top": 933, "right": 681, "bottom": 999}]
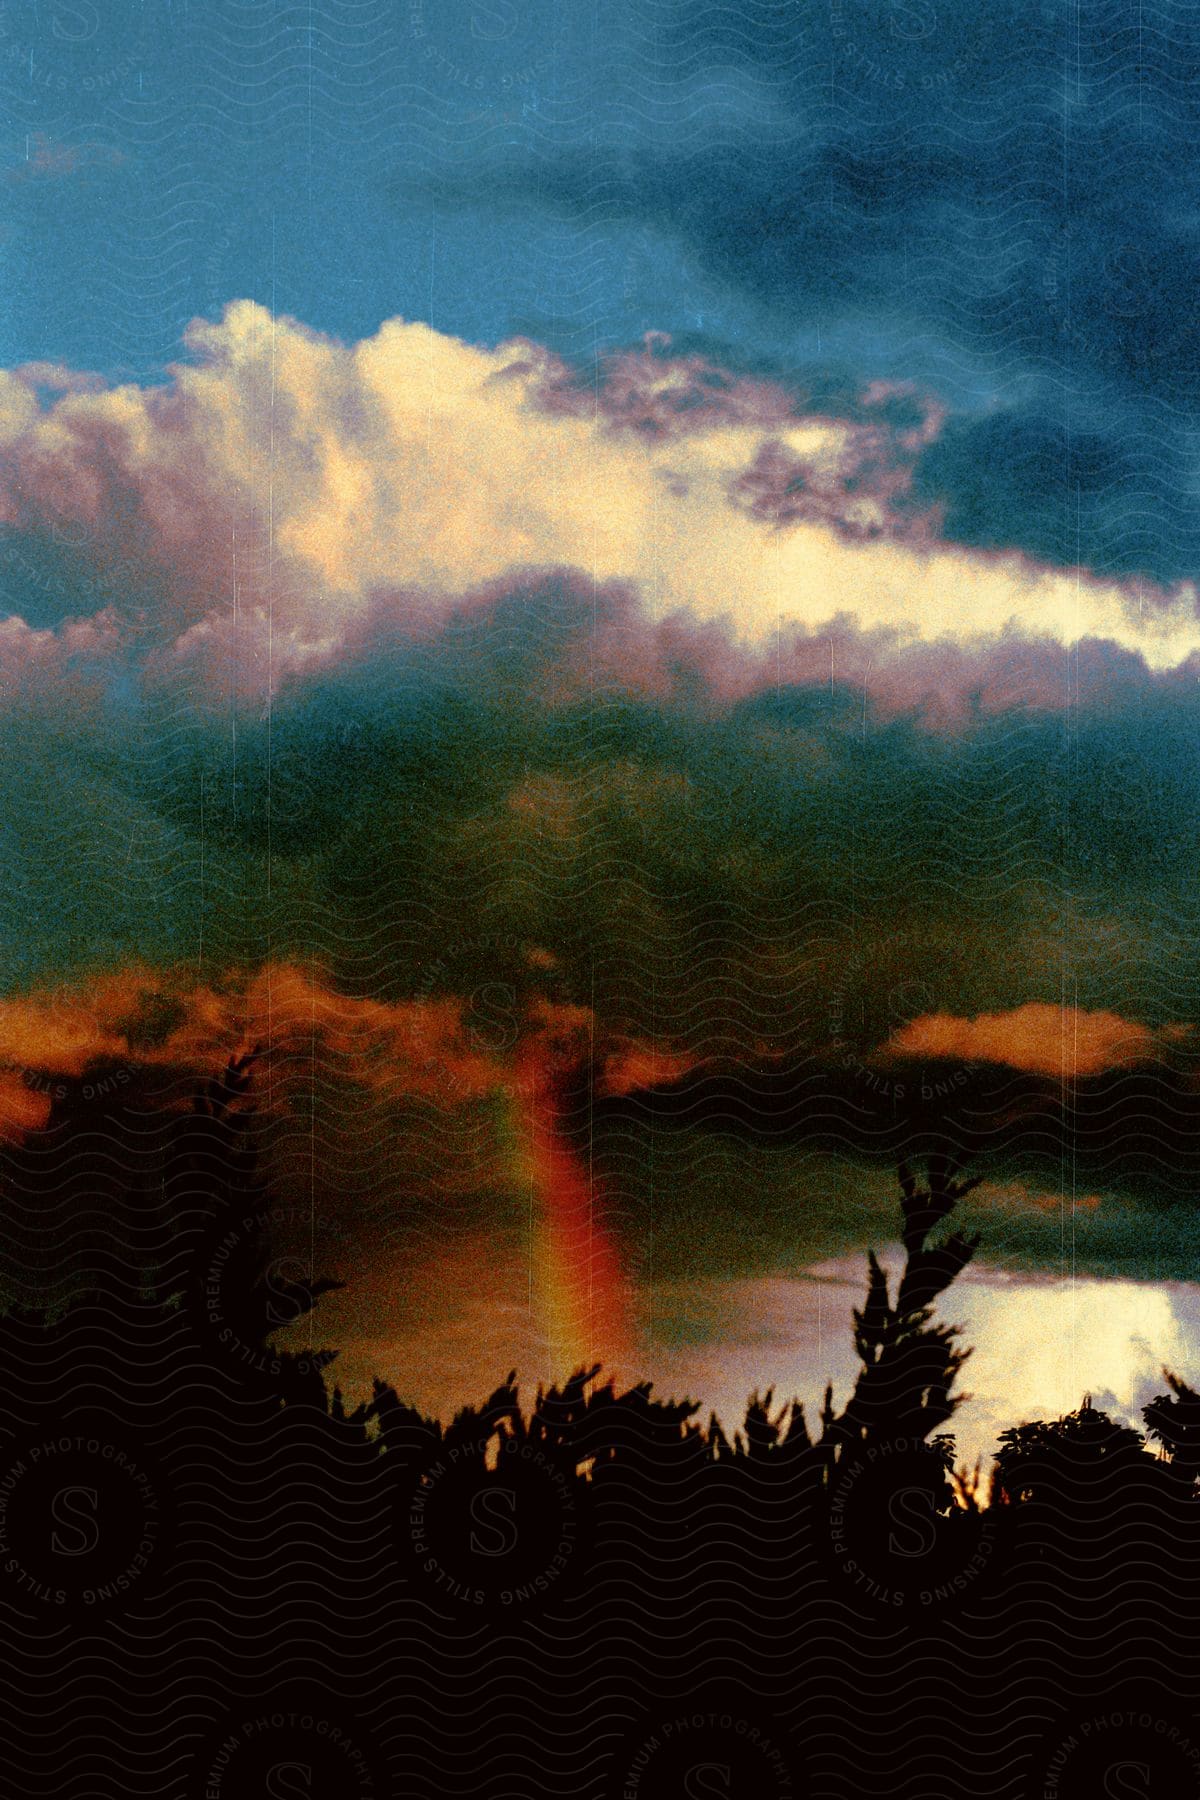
[
  {"left": 884, "top": 1003, "right": 1188, "bottom": 1078},
  {"left": 977, "top": 1179, "right": 1102, "bottom": 1215},
  {"left": 0, "top": 965, "right": 159, "bottom": 1076},
  {"left": 0, "top": 963, "right": 501, "bottom": 1101},
  {"left": 0, "top": 1073, "right": 52, "bottom": 1138},
  {"left": 0, "top": 961, "right": 692, "bottom": 1133},
  {"left": 598, "top": 1039, "right": 701, "bottom": 1097}
]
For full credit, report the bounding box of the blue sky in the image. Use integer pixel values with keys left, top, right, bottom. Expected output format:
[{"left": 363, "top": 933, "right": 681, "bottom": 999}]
[{"left": 5, "top": 0, "right": 1198, "bottom": 582}]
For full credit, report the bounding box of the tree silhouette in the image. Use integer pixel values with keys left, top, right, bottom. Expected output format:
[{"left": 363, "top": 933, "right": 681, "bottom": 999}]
[
  {"left": 1143, "top": 1371, "right": 1200, "bottom": 1498},
  {"left": 163, "top": 1050, "right": 346, "bottom": 1408},
  {"left": 739, "top": 1153, "right": 984, "bottom": 1492},
  {"left": 2, "top": 1053, "right": 1198, "bottom": 1756},
  {"left": 993, "top": 1397, "right": 1147, "bottom": 1505}
]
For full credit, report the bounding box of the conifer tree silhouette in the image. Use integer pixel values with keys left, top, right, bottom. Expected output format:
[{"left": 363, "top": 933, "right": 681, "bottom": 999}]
[
  {"left": 728, "top": 1153, "right": 984, "bottom": 1488},
  {"left": 166, "top": 1050, "right": 345, "bottom": 1408}
]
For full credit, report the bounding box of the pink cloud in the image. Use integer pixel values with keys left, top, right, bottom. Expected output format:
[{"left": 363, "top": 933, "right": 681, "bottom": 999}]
[{"left": 0, "top": 304, "right": 1197, "bottom": 715}]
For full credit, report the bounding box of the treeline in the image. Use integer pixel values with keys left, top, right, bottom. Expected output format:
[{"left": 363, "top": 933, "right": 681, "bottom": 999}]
[{"left": 1, "top": 1056, "right": 1199, "bottom": 1797}]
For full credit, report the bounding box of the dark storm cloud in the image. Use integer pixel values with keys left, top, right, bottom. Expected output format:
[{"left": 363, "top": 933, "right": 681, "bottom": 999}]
[
  {"left": 4, "top": 562, "right": 1200, "bottom": 1279},
  {"left": 418, "top": 0, "right": 1200, "bottom": 582},
  {"left": 116, "top": 570, "right": 1200, "bottom": 1050}
]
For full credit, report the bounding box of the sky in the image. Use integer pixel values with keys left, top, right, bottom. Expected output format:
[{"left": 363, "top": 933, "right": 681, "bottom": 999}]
[{"left": 1, "top": 0, "right": 1199, "bottom": 1461}]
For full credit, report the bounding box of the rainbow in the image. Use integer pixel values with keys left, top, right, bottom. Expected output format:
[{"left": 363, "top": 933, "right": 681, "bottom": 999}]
[{"left": 499, "top": 1044, "right": 631, "bottom": 1382}]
